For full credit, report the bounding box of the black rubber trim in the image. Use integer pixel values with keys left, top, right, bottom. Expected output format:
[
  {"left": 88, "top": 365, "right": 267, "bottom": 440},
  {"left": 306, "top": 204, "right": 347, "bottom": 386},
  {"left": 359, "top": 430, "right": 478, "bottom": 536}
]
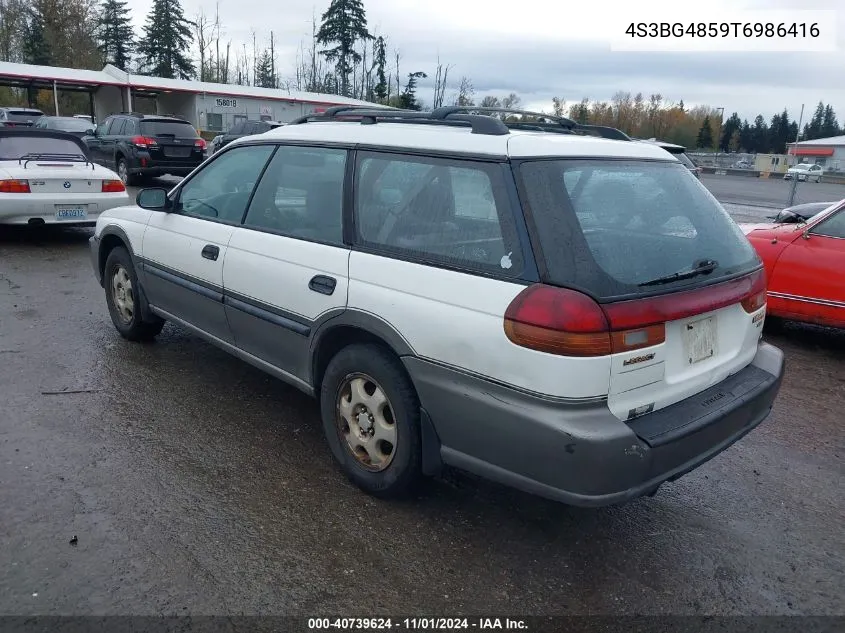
[
  {"left": 224, "top": 295, "right": 311, "bottom": 336},
  {"left": 142, "top": 262, "right": 223, "bottom": 303},
  {"left": 627, "top": 364, "right": 779, "bottom": 448}
]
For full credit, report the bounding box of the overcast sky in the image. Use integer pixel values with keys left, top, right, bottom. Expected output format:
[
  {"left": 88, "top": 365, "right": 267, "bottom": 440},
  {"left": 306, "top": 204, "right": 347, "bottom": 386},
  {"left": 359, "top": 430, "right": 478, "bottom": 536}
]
[{"left": 124, "top": 0, "right": 844, "bottom": 123}]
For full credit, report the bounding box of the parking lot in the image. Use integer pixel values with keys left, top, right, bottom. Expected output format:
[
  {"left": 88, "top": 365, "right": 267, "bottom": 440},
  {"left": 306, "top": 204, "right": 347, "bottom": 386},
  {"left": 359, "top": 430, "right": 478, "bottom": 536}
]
[{"left": 1, "top": 175, "right": 844, "bottom": 618}]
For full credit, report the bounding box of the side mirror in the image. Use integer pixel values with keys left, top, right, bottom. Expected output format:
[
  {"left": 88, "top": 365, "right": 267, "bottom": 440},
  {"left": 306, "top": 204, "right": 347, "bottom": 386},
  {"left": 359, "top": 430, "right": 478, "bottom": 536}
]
[{"left": 137, "top": 188, "right": 170, "bottom": 211}]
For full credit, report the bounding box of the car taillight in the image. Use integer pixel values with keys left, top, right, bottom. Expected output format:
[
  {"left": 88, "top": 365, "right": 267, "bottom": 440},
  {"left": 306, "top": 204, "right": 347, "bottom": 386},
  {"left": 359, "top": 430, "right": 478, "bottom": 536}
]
[
  {"left": 194, "top": 138, "right": 206, "bottom": 150},
  {"left": 101, "top": 179, "right": 125, "bottom": 193},
  {"left": 504, "top": 269, "right": 766, "bottom": 357},
  {"left": 132, "top": 135, "right": 157, "bottom": 148},
  {"left": 0, "top": 179, "right": 30, "bottom": 193}
]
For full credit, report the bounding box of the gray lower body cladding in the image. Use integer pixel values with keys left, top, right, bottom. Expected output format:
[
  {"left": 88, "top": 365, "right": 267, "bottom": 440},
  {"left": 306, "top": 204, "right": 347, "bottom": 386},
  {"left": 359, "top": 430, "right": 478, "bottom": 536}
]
[{"left": 404, "top": 343, "right": 784, "bottom": 507}]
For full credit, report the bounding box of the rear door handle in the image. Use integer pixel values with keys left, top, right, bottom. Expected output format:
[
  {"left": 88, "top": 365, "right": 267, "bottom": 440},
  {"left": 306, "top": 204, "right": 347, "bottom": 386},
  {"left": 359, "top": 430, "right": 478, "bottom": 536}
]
[
  {"left": 201, "top": 244, "right": 220, "bottom": 261},
  {"left": 309, "top": 275, "right": 336, "bottom": 295}
]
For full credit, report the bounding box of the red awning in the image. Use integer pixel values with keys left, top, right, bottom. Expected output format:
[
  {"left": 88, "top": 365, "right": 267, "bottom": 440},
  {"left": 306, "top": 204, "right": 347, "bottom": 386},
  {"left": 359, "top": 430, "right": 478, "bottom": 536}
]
[{"left": 790, "top": 147, "right": 835, "bottom": 156}]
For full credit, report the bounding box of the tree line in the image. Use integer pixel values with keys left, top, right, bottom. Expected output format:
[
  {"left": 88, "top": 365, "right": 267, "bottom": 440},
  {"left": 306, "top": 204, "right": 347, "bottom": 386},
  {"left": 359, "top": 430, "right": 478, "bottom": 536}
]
[{"left": 0, "top": 0, "right": 840, "bottom": 152}]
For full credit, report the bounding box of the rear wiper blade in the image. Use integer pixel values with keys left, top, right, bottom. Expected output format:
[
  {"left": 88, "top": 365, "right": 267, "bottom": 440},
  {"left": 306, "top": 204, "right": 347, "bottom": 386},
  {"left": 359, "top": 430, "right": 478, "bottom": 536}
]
[{"left": 639, "top": 259, "right": 718, "bottom": 287}]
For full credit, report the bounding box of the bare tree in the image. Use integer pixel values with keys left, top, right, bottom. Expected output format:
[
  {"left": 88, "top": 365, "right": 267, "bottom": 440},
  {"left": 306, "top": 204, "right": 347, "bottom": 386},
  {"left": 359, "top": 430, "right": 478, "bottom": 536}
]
[
  {"left": 431, "top": 56, "right": 452, "bottom": 109},
  {"left": 453, "top": 76, "right": 474, "bottom": 106},
  {"left": 194, "top": 10, "right": 213, "bottom": 81}
]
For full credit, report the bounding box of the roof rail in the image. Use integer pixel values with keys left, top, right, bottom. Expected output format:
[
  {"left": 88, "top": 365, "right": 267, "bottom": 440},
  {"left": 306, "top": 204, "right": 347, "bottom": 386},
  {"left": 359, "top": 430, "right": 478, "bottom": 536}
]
[{"left": 287, "top": 104, "right": 631, "bottom": 140}]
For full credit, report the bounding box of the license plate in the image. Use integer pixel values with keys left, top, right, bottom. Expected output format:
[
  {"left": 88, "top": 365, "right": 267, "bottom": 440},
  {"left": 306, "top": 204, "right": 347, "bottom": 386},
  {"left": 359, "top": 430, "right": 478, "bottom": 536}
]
[
  {"left": 163, "top": 147, "right": 191, "bottom": 158},
  {"left": 55, "top": 207, "right": 87, "bottom": 220},
  {"left": 683, "top": 316, "right": 716, "bottom": 365}
]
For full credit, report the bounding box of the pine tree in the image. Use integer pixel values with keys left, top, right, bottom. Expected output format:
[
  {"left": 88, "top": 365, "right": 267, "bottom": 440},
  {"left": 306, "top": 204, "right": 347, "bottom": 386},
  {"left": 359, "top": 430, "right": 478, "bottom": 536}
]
[
  {"left": 821, "top": 105, "right": 839, "bottom": 138},
  {"left": 695, "top": 115, "right": 713, "bottom": 149},
  {"left": 751, "top": 114, "right": 769, "bottom": 153},
  {"left": 739, "top": 120, "right": 752, "bottom": 152},
  {"left": 316, "top": 0, "right": 370, "bottom": 96},
  {"left": 719, "top": 112, "right": 742, "bottom": 151},
  {"left": 23, "top": 6, "right": 51, "bottom": 65},
  {"left": 399, "top": 71, "right": 426, "bottom": 110},
  {"left": 254, "top": 50, "right": 275, "bottom": 88},
  {"left": 371, "top": 35, "right": 387, "bottom": 102},
  {"left": 806, "top": 101, "right": 825, "bottom": 139},
  {"left": 97, "top": 0, "right": 134, "bottom": 70},
  {"left": 136, "top": 0, "right": 195, "bottom": 79}
]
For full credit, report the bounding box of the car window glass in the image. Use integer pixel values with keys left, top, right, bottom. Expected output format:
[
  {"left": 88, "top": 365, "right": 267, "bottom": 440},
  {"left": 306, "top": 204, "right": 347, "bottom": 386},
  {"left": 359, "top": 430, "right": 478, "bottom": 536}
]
[
  {"left": 124, "top": 119, "right": 137, "bottom": 136},
  {"left": 229, "top": 123, "right": 244, "bottom": 135},
  {"left": 99, "top": 118, "right": 114, "bottom": 135},
  {"left": 178, "top": 145, "right": 275, "bottom": 223},
  {"left": 243, "top": 145, "right": 347, "bottom": 245},
  {"left": 355, "top": 152, "right": 524, "bottom": 276},
  {"left": 811, "top": 210, "right": 845, "bottom": 239},
  {"left": 112, "top": 119, "right": 127, "bottom": 135}
]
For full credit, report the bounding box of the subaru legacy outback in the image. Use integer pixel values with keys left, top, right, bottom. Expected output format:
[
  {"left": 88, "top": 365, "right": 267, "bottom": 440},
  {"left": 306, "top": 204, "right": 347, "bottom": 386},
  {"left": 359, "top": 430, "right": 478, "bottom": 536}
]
[{"left": 89, "top": 106, "right": 784, "bottom": 507}]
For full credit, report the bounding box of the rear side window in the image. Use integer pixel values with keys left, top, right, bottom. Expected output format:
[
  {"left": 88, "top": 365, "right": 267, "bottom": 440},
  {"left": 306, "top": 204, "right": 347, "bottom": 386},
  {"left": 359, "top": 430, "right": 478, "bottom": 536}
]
[
  {"left": 517, "top": 159, "right": 759, "bottom": 299},
  {"left": 141, "top": 120, "right": 197, "bottom": 138},
  {"left": 354, "top": 151, "right": 524, "bottom": 276},
  {"left": 229, "top": 123, "right": 244, "bottom": 135},
  {"left": 111, "top": 119, "right": 127, "bottom": 135}
]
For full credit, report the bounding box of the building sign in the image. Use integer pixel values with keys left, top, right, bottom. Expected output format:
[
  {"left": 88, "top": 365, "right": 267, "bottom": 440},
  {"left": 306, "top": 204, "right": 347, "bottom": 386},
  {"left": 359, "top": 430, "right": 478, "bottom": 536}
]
[{"left": 215, "top": 97, "right": 238, "bottom": 108}]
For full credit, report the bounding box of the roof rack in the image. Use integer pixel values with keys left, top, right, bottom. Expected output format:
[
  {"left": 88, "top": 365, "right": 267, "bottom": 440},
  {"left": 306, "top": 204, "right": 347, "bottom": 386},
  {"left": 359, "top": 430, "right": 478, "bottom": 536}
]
[{"left": 288, "top": 105, "right": 631, "bottom": 140}]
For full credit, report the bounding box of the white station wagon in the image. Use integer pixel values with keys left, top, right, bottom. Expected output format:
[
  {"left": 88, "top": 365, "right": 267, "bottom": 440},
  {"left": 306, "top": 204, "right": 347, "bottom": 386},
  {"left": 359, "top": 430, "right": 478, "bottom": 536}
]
[
  {"left": 0, "top": 128, "right": 129, "bottom": 225},
  {"left": 89, "top": 106, "right": 785, "bottom": 506}
]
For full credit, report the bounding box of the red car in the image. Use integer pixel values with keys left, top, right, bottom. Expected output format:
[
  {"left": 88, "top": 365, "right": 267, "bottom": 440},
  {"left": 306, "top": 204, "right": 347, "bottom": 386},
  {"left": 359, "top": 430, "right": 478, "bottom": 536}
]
[{"left": 741, "top": 200, "right": 845, "bottom": 329}]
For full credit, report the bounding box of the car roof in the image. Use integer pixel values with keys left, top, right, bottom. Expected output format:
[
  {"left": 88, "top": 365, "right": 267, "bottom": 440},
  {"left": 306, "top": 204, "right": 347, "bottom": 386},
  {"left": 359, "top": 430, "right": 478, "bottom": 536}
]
[{"left": 246, "top": 120, "right": 675, "bottom": 160}]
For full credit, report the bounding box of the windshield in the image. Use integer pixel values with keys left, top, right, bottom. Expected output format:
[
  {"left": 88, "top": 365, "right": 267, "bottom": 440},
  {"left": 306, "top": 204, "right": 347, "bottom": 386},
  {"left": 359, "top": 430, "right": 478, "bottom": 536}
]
[
  {"left": 0, "top": 135, "right": 86, "bottom": 160},
  {"left": 140, "top": 120, "right": 198, "bottom": 137},
  {"left": 517, "top": 159, "right": 760, "bottom": 300},
  {"left": 48, "top": 117, "right": 95, "bottom": 132}
]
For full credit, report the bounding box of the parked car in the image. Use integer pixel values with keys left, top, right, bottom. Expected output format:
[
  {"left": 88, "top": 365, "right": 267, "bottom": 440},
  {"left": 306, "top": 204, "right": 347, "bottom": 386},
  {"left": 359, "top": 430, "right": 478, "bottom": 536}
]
[
  {"left": 784, "top": 163, "right": 824, "bottom": 182},
  {"left": 0, "top": 107, "right": 45, "bottom": 127},
  {"left": 637, "top": 138, "right": 702, "bottom": 178},
  {"left": 209, "top": 119, "right": 284, "bottom": 154},
  {"left": 741, "top": 200, "right": 845, "bottom": 329},
  {"left": 733, "top": 160, "right": 754, "bottom": 169},
  {"left": 82, "top": 113, "right": 206, "bottom": 186},
  {"left": 73, "top": 114, "right": 94, "bottom": 123},
  {"left": 89, "top": 106, "right": 783, "bottom": 507},
  {"left": 33, "top": 115, "right": 96, "bottom": 138},
  {"left": 0, "top": 128, "right": 129, "bottom": 226}
]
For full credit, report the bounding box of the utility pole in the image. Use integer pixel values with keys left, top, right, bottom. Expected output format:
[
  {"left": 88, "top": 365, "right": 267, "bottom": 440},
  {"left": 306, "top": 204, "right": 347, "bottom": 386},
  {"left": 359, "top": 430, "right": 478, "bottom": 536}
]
[
  {"left": 787, "top": 103, "right": 805, "bottom": 207},
  {"left": 270, "top": 31, "right": 275, "bottom": 88}
]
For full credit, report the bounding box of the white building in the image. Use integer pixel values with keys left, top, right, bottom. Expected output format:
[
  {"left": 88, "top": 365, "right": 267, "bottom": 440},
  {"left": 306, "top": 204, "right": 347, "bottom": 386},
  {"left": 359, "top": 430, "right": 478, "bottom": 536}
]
[
  {"left": 0, "top": 61, "right": 372, "bottom": 133},
  {"left": 786, "top": 135, "right": 845, "bottom": 173}
]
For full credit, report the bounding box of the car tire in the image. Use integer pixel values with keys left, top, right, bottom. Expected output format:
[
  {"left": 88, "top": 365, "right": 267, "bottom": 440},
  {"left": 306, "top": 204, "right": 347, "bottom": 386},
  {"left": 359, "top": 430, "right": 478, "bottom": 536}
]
[
  {"left": 116, "top": 157, "right": 140, "bottom": 187},
  {"left": 104, "top": 246, "right": 165, "bottom": 341},
  {"left": 320, "top": 343, "right": 423, "bottom": 498}
]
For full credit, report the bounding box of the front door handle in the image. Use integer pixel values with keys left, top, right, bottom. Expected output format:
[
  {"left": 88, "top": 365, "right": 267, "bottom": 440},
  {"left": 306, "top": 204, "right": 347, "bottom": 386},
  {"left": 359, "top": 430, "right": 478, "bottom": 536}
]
[
  {"left": 309, "top": 275, "right": 336, "bottom": 295},
  {"left": 201, "top": 244, "right": 220, "bottom": 261}
]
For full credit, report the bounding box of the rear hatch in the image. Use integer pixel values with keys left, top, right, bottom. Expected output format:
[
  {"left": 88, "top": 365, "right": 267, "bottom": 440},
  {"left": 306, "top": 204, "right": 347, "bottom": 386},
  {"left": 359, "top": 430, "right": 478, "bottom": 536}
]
[
  {"left": 138, "top": 119, "right": 204, "bottom": 164},
  {"left": 515, "top": 159, "right": 765, "bottom": 421}
]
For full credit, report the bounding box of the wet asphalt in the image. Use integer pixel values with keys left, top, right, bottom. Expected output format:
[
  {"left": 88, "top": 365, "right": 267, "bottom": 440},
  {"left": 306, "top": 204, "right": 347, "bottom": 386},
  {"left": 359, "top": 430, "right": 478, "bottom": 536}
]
[{"left": 1, "top": 182, "right": 844, "bottom": 618}]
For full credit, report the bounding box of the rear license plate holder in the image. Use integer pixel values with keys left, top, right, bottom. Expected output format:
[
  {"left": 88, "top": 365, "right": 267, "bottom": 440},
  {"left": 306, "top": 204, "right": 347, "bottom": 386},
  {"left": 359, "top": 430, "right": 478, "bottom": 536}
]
[
  {"left": 55, "top": 206, "right": 87, "bottom": 220},
  {"left": 683, "top": 316, "right": 716, "bottom": 365},
  {"left": 163, "top": 147, "right": 192, "bottom": 158}
]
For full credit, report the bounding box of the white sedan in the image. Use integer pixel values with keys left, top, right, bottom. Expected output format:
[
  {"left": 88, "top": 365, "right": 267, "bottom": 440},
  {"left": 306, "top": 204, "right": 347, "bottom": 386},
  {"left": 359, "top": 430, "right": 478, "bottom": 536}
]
[
  {"left": 783, "top": 163, "right": 824, "bottom": 183},
  {"left": 0, "top": 128, "right": 129, "bottom": 226}
]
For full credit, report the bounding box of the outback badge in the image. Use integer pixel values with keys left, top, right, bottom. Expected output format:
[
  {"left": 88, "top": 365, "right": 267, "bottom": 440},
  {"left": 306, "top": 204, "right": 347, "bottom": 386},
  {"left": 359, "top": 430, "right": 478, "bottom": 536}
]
[{"left": 623, "top": 352, "right": 656, "bottom": 367}]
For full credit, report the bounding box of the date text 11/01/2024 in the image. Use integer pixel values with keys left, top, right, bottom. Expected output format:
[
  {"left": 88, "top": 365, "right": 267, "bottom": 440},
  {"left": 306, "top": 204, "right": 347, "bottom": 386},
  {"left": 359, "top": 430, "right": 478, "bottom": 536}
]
[
  {"left": 308, "top": 618, "right": 528, "bottom": 630},
  {"left": 625, "top": 22, "right": 820, "bottom": 38}
]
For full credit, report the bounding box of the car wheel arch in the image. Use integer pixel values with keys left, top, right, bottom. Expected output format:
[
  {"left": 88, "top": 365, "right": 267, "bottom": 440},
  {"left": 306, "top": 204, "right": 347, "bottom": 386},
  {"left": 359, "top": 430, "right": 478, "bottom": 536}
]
[{"left": 309, "top": 311, "right": 416, "bottom": 394}]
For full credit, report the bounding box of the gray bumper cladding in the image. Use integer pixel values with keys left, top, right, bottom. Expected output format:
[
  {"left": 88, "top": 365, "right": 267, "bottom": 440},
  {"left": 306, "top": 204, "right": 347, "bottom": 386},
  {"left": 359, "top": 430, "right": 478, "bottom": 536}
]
[{"left": 404, "top": 343, "right": 785, "bottom": 507}]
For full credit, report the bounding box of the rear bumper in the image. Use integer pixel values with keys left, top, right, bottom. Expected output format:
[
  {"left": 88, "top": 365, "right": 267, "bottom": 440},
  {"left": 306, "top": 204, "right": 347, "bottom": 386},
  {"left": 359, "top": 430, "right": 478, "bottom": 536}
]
[
  {"left": 0, "top": 193, "right": 129, "bottom": 225},
  {"left": 405, "top": 342, "right": 784, "bottom": 507},
  {"left": 128, "top": 155, "right": 202, "bottom": 178}
]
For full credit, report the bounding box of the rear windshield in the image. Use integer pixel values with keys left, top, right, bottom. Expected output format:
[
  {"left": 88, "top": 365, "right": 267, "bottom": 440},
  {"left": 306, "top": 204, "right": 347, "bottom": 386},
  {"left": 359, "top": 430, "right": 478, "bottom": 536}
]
[
  {"left": 140, "top": 120, "right": 198, "bottom": 137},
  {"left": 5, "top": 110, "right": 43, "bottom": 122},
  {"left": 0, "top": 135, "right": 86, "bottom": 160},
  {"left": 517, "top": 159, "right": 759, "bottom": 300}
]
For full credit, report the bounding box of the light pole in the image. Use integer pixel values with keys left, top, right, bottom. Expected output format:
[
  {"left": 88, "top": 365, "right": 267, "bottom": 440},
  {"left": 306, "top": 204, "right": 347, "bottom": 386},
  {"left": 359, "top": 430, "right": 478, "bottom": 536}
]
[
  {"left": 787, "top": 103, "right": 805, "bottom": 207},
  {"left": 715, "top": 106, "right": 724, "bottom": 154}
]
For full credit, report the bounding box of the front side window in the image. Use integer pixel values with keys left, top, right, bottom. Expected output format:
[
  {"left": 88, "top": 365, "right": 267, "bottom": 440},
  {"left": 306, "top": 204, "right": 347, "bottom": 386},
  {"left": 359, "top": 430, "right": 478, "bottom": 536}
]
[
  {"left": 177, "top": 144, "right": 275, "bottom": 223},
  {"left": 354, "top": 152, "right": 524, "bottom": 276},
  {"left": 243, "top": 145, "right": 347, "bottom": 245},
  {"left": 811, "top": 209, "right": 845, "bottom": 239},
  {"left": 518, "top": 159, "right": 759, "bottom": 299}
]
